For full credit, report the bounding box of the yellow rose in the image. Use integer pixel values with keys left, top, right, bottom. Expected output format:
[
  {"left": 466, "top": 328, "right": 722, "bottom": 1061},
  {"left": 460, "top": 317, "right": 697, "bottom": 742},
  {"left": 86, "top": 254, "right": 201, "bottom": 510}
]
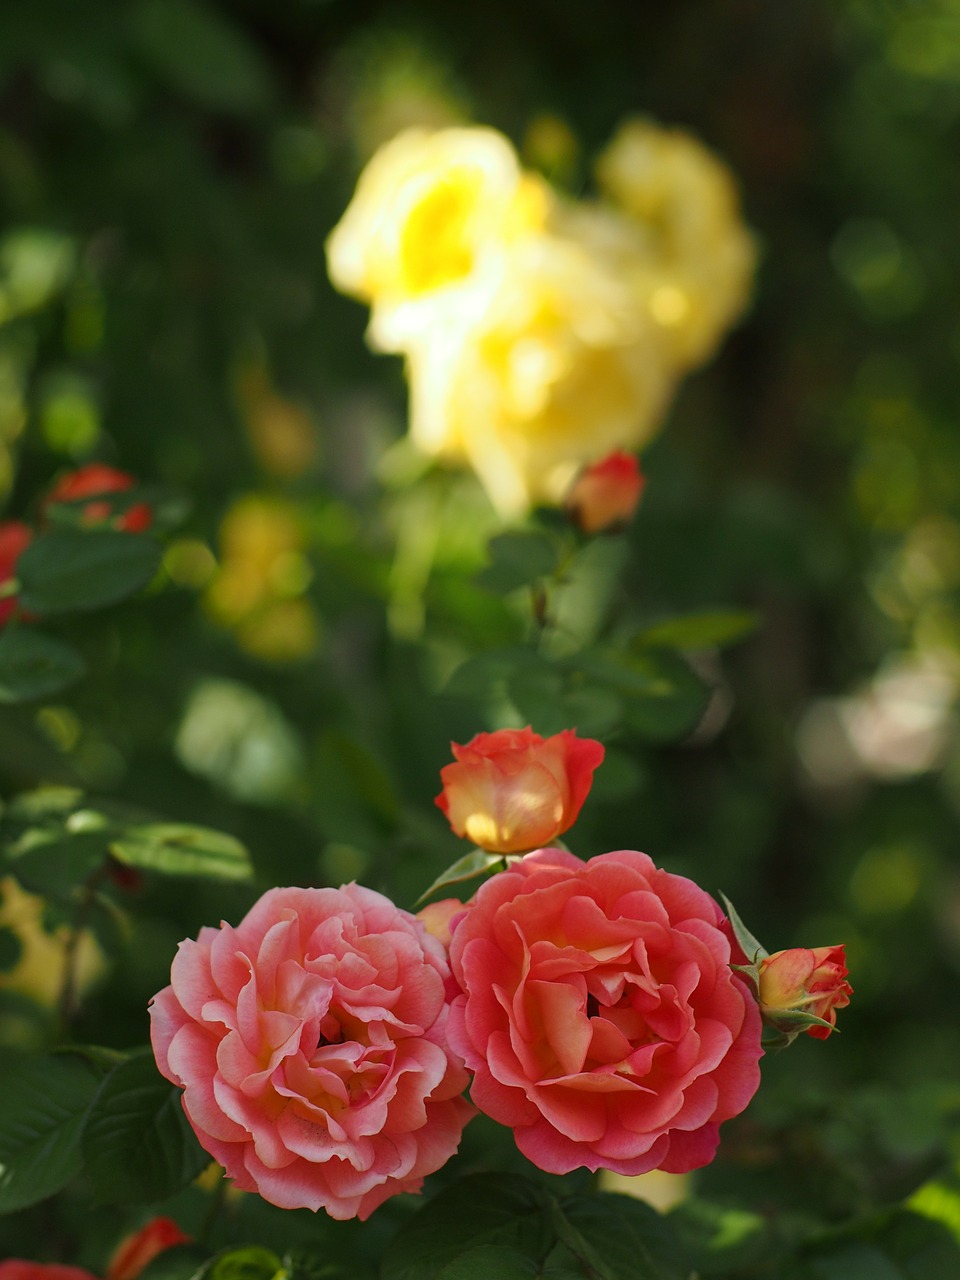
[
  {"left": 405, "top": 215, "right": 673, "bottom": 515},
  {"left": 595, "top": 116, "right": 756, "bottom": 372},
  {"left": 325, "top": 126, "right": 549, "bottom": 353}
]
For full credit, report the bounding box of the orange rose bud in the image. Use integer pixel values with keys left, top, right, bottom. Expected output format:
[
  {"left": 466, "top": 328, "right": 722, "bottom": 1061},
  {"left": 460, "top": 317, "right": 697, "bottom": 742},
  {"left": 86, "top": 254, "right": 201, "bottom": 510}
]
[
  {"left": 565, "top": 450, "right": 644, "bottom": 535},
  {"left": 106, "top": 1216, "right": 191, "bottom": 1280},
  {"left": 758, "top": 945, "right": 852, "bottom": 1040},
  {"left": 435, "top": 726, "right": 605, "bottom": 854},
  {"left": 0, "top": 520, "right": 33, "bottom": 626},
  {"left": 45, "top": 463, "right": 152, "bottom": 533}
]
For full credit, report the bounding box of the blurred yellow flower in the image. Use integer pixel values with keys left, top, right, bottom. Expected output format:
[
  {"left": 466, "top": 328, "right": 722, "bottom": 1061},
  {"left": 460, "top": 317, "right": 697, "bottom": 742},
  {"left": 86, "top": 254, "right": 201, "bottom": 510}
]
[
  {"left": 326, "top": 119, "right": 754, "bottom": 516},
  {"left": 0, "top": 875, "right": 104, "bottom": 1007},
  {"left": 406, "top": 218, "right": 672, "bottom": 514},
  {"left": 595, "top": 116, "right": 756, "bottom": 372},
  {"left": 205, "top": 495, "right": 320, "bottom": 662},
  {"left": 325, "top": 126, "right": 549, "bottom": 352}
]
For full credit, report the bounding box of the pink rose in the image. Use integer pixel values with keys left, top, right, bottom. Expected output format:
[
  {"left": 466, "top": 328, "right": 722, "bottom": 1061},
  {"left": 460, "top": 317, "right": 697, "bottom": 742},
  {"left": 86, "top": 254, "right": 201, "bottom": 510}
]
[
  {"left": 0, "top": 1267, "right": 97, "bottom": 1280},
  {"left": 564, "top": 450, "right": 645, "bottom": 535},
  {"left": 448, "top": 848, "right": 762, "bottom": 1176},
  {"left": 149, "top": 885, "right": 474, "bottom": 1220},
  {"left": 758, "top": 945, "right": 852, "bottom": 1040},
  {"left": 435, "top": 727, "right": 605, "bottom": 854}
]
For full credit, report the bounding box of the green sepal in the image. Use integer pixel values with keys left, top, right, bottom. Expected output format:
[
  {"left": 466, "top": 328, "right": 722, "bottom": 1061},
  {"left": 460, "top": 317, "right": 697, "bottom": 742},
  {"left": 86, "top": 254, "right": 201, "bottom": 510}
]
[{"left": 719, "top": 891, "right": 769, "bottom": 964}]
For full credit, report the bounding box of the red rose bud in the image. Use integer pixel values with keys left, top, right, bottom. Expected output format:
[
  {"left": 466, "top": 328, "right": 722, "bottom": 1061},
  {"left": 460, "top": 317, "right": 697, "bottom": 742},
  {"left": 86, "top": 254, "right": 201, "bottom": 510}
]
[
  {"left": 45, "top": 463, "right": 152, "bottom": 533},
  {"left": 758, "top": 945, "right": 852, "bottom": 1041},
  {"left": 107, "top": 1216, "right": 191, "bottom": 1280},
  {"left": 436, "top": 726, "right": 605, "bottom": 854},
  {"left": 0, "top": 520, "right": 33, "bottom": 626},
  {"left": 565, "top": 450, "right": 644, "bottom": 535}
]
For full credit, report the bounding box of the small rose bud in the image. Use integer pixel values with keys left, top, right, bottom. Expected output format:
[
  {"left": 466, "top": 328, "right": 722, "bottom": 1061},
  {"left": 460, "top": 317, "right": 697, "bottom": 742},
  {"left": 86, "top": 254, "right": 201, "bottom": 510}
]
[
  {"left": 0, "top": 520, "right": 33, "bottom": 626},
  {"left": 565, "top": 451, "right": 644, "bottom": 535},
  {"left": 758, "top": 945, "right": 852, "bottom": 1040},
  {"left": 107, "top": 1216, "right": 191, "bottom": 1280},
  {"left": 45, "top": 464, "right": 152, "bottom": 533},
  {"left": 435, "top": 726, "right": 604, "bottom": 854}
]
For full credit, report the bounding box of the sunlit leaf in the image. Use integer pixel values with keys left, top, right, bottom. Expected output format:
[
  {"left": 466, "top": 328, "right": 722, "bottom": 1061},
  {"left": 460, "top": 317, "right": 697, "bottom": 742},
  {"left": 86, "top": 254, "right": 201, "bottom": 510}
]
[
  {"left": 110, "top": 823, "right": 253, "bottom": 881},
  {"left": 634, "top": 611, "right": 759, "bottom": 651}
]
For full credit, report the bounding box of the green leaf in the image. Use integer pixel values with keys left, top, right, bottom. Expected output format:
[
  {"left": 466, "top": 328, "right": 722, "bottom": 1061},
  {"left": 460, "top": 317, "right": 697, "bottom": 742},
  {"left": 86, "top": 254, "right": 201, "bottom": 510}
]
[
  {"left": 383, "top": 1176, "right": 688, "bottom": 1280},
  {"left": 416, "top": 849, "right": 506, "bottom": 906},
  {"left": 109, "top": 822, "right": 253, "bottom": 881},
  {"left": 634, "top": 610, "right": 759, "bottom": 651},
  {"left": 0, "top": 628, "right": 86, "bottom": 702},
  {"left": 382, "top": 1173, "right": 553, "bottom": 1280},
  {"left": 436, "top": 1247, "right": 539, "bottom": 1280},
  {"left": 130, "top": 0, "right": 275, "bottom": 113},
  {"left": 719, "top": 892, "right": 769, "bottom": 964},
  {"left": 583, "top": 649, "right": 709, "bottom": 742},
  {"left": 0, "top": 1051, "right": 104, "bottom": 1212},
  {"left": 17, "top": 529, "right": 162, "bottom": 615},
  {"left": 82, "top": 1049, "right": 209, "bottom": 1204},
  {"left": 558, "top": 1194, "right": 691, "bottom": 1280},
  {"left": 476, "top": 532, "right": 558, "bottom": 594}
]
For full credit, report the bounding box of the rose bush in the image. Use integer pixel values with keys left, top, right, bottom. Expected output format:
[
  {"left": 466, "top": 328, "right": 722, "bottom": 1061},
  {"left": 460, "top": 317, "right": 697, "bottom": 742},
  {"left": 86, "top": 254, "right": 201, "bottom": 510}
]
[
  {"left": 149, "top": 884, "right": 474, "bottom": 1220},
  {"left": 435, "top": 727, "right": 605, "bottom": 854},
  {"left": 447, "top": 847, "right": 763, "bottom": 1175}
]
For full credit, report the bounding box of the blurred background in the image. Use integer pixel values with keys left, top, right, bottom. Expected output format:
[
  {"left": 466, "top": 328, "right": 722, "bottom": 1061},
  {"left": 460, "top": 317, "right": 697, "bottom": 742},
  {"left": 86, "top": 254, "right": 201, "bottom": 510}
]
[{"left": 1, "top": 0, "right": 959, "bottom": 1259}]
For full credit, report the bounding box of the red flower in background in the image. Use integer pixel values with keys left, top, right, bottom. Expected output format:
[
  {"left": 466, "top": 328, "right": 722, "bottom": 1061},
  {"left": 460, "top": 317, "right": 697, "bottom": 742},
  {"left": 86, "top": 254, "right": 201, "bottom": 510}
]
[
  {"left": 106, "top": 1216, "right": 191, "bottom": 1280},
  {"left": 436, "top": 727, "right": 605, "bottom": 854},
  {"left": 565, "top": 451, "right": 644, "bottom": 535},
  {"left": 45, "top": 464, "right": 152, "bottom": 533},
  {"left": 0, "top": 520, "right": 33, "bottom": 626}
]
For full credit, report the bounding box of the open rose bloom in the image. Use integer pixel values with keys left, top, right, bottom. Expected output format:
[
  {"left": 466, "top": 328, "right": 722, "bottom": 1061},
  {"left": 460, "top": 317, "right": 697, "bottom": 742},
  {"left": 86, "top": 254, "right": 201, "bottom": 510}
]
[
  {"left": 448, "top": 848, "right": 763, "bottom": 1176},
  {"left": 150, "top": 885, "right": 474, "bottom": 1220}
]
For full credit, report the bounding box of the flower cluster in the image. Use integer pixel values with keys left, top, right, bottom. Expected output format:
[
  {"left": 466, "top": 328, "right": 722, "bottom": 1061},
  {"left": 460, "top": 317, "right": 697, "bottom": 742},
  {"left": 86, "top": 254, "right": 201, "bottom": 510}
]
[
  {"left": 150, "top": 728, "right": 849, "bottom": 1222},
  {"left": 326, "top": 119, "right": 755, "bottom": 515}
]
